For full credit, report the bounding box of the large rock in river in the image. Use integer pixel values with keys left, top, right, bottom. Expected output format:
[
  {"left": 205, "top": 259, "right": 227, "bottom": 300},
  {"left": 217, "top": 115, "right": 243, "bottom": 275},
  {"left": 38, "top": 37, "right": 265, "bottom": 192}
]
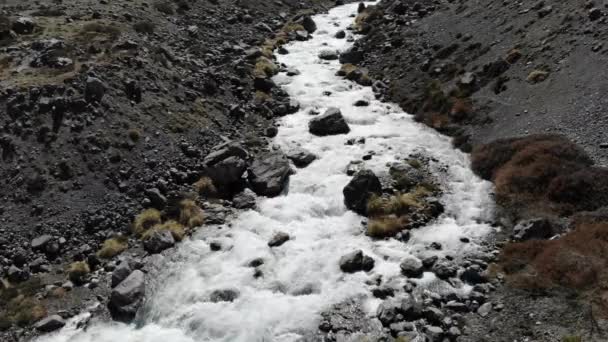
[
  {"left": 343, "top": 169, "right": 382, "bottom": 215},
  {"left": 202, "top": 142, "right": 248, "bottom": 190},
  {"left": 109, "top": 270, "right": 145, "bottom": 322},
  {"left": 248, "top": 150, "right": 291, "bottom": 197},
  {"left": 309, "top": 108, "right": 350, "bottom": 136}
]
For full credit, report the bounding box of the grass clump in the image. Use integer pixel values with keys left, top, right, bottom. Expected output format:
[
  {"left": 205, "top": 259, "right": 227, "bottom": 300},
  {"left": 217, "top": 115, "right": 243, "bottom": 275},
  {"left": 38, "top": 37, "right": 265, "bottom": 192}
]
[
  {"left": 193, "top": 176, "right": 217, "bottom": 197},
  {"left": 67, "top": 261, "right": 90, "bottom": 284},
  {"left": 0, "top": 278, "right": 45, "bottom": 330},
  {"left": 253, "top": 56, "right": 278, "bottom": 78},
  {"left": 81, "top": 22, "right": 122, "bottom": 38},
  {"left": 527, "top": 70, "right": 548, "bottom": 84},
  {"left": 562, "top": 336, "right": 582, "bottom": 342},
  {"left": 282, "top": 22, "right": 305, "bottom": 33},
  {"left": 128, "top": 128, "right": 141, "bottom": 142},
  {"left": 143, "top": 220, "right": 186, "bottom": 242},
  {"left": 179, "top": 199, "right": 204, "bottom": 228},
  {"left": 97, "top": 236, "right": 128, "bottom": 259},
  {"left": 367, "top": 216, "right": 407, "bottom": 238},
  {"left": 133, "top": 208, "right": 162, "bottom": 237}
]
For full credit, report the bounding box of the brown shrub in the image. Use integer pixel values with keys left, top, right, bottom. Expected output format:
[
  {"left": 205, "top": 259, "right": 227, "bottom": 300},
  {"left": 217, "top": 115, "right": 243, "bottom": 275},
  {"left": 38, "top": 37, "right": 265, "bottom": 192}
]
[
  {"left": 367, "top": 216, "right": 408, "bottom": 238},
  {"left": 547, "top": 167, "right": 608, "bottom": 211},
  {"left": 97, "top": 236, "right": 128, "bottom": 259},
  {"left": 501, "top": 222, "right": 608, "bottom": 291},
  {"left": 133, "top": 208, "right": 162, "bottom": 236}
]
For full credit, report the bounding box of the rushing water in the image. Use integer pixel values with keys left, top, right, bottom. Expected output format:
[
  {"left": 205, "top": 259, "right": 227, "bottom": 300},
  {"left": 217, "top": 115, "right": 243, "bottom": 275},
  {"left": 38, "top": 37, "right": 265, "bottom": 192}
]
[{"left": 38, "top": 2, "right": 494, "bottom": 342}]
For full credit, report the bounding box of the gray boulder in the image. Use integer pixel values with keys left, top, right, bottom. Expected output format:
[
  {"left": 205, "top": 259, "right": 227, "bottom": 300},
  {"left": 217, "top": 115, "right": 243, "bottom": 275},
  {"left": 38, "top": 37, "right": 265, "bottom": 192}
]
[
  {"left": 203, "top": 142, "right": 248, "bottom": 188},
  {"left": 109, "top": 270, "right": 145, "bottom": 321},
  {"left": 309, "top": 108, "right": 350, "bottom": 136},
  {"left": 112, "top": 261, "right": 132, "bottom": 287},
  {"left": 143, "top": 230, "right": 175, "bottom": 254},
  {"left": 248, "top": 151, "right": 291, "bottom": 197},
  {"left": 210, "top": 289, "right": 239, "bottom": 302},
  {"left": 400, "top": 257, "right": 424, "bottom": 278},
  {"left": 287, "top": 148, "right": 317, "bottom": 168},
  {"left": 31, "top": 234, "right": 53, "bottom": 250},
  {"left": 342, "top": 169, "right": 382, "bottom": 215},
  {"left": 233, "top": 188, "right": 257, "bottom": 209},
  {"left": 319, "top": 50, "right": 339, "bottom": 60},
  {"left": 339, "top": 250, "right": 375, "bottom": 273},
  {"left": 34, "top": 315, "right": 65, "bottom": 332}
]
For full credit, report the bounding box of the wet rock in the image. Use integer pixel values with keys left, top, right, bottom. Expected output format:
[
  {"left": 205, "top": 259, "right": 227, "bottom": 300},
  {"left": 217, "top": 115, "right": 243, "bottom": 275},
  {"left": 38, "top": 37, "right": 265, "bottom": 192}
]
[
  {"left": 425, "top": 325, "right": 444, "bottom": 341},
  {"left": 339, "top": 250, "right": 375, "bottom": 273},
  {"left": 233, "top": 188, "right": 257, "bottom": 209},
  {"left": 400, "top": 257, "right": 424, "bottom": 278},
  {"left": 210, "top": 288, "right": 239, "bottom": 302},
  {"left": 143, "top": 230, "right": 175, "bottom": 254},
  {"left": 376, "top": 299, "right": 401, "bottom": 326},
  {"left": 422, "top": 255, "right": 438, "bottom": 269},
  {"left": 432, "top": 260, "right": 457, "bottom": 280},
  {"left": 342, "top": 169, "right": 382, "bottom": 215},
  {"left": 295, "top": 30, "right": 309, "bottom": 41},
  {"left": 309, "top": 107, "right": 350, "bottom": 136},
  {"left": 335, "top": 30, "right": 346, "bottom": 39},
  {"left": 589, "top": 7, "right": 602, "bottom": 21},
  {"left": 460, "top": 264, "right": 487, "bottom": 284},
  {"left": 8, "top": 265, "right": 28, "bottom": 282},
  {"left": 254, "top": 77, "right": 276, "bottom": 91},
  {"left": 423, "top": 307, "right": 444, "bottom": 324},
  {"left": 319, "top": 49, "right": 339, "bottom": 60},
  {"left": 34, "top": 315, "right": 65, "bottom": 332},
  {"left": 109, "top": 270, "right": 145, "bottom": 322},
  {"left": 401, "top": 295, "right": 423, "bottom": 320},
  {"left": 248, "top": 150, "right": 291, "bottom": 197},
  {"left": 268, "top": 232, "right": 290, "bottom": 247},
  {"left": 287, "top": 147, "right": 317, "bottom": 168},
  {"left": 300, "top": 15, "right": 317, "bottom": 33},
  {"left": 339, "top": 48, "right": 363, "bottom": 64},
  {"left": 512, "top": 218, "right": 554, "bottom": 241},
  {"left": 353, "top": 99, "right": 369, "bottom": 107}
]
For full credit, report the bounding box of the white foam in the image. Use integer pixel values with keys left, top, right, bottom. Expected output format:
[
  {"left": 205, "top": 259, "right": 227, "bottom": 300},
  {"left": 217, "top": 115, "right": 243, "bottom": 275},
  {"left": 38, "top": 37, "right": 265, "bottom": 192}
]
[{"left": 37, "top": 2, "right": 494, "bottom": 342}]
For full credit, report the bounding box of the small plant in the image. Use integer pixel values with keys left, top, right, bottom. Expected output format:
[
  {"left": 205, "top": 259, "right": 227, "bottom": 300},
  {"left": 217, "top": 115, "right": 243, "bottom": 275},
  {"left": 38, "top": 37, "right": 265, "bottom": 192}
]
[
  {"left": 367, "top": 216, "right": 407, "bottom": 238},
  {"left": 253, "top": 56, "right": 279, "bottom": 78},
  {"left": 527, "top": 70, "right": 549, "bottom": 84},
  {"left": 67, "top": 261, "right": 90, "bottom": 284},
  {"left": 133, "top": 20, "right": 155, "bottom": 34},
  {"left": 143, "top": 220, "right": 186, "bottom": 241},
  {"left": 128, "top": 128, "right": 141, "bottom": 142},
  {"left": 562, "top": 336, "right": 582, "bottom": 342},
  {"left": 193, "top": 176, "right": 217, "bottom": 197},
  {"left": 97, "top": 236, "right": 128, "bottom": 259},
  {"left": 133, "top": 208, "right": 162, "bottom": 236},
  {"left": 179, "top": 199, "right": 204, "bottom": 228},
  {"left": 81, "top": 22, "right": 122, "bottom": 38}
]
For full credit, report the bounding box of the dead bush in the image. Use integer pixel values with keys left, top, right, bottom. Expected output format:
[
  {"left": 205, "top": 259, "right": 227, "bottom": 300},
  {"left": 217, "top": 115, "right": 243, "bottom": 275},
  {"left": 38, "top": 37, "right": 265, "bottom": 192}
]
[
  {"left": 367, "top": 216, "right": 408, "bottom": 238},
  {"left": 547, "top": 167, "right": 608, "bottom": 211}
]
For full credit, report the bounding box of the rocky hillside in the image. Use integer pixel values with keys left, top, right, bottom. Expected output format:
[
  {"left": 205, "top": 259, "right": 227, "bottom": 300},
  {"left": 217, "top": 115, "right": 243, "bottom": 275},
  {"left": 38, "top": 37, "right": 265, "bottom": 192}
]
[
  {"left": 350, "top": 0, "right": 608, "bottom": 340},
  {"left": 0, "top": 0, "right": 352, "bottom": 339}
]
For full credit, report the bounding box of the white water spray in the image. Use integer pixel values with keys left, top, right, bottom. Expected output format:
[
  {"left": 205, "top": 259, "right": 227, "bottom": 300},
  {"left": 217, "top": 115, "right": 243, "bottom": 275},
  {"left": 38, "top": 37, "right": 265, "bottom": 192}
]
[{"left": 37, "top": 2, "right": 494, "bottom": 342}]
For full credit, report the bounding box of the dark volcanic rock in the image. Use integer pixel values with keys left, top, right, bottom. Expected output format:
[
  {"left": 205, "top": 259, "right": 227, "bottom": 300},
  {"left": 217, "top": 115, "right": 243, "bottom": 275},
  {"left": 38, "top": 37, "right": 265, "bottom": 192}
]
[
  {"left": 309, "top": 108, "right": 350, "bottom": 136},
  {"left": 109, "top": 270, "right": 145, "bottom": 322},
  {"left": 343, "top": 169, "right": 382, "bottom": 215},
  {"left": 512, "top": 218, "right": 554, "bottom": 241},
  {"left": 268, "top": 232, "right": 290, "bottom": 247},
  {"left": 339, "top": 250, "right": 375, "bottom": 273},
  {"left": 400, "top": 257, "right": 424, "bottom": 278},
  {"left": 287, "top": 147, "right": 317, "bottom": 168},
  {"left": 34, "top": 315, "right": 65, "bottom": 332},
  {"left": 248, "top": 150, "right": 291, "bottom": 197}
]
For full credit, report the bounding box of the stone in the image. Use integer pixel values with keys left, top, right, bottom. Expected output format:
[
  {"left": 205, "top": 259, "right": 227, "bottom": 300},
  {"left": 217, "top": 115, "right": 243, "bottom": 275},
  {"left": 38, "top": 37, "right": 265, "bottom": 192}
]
[
  {"left": 589, "top": 7, "right": 602, "bottom": 21},
  {"left": 248, "top": 150, "right": 291, "bottom": 197},
  {"left": 339, "top": 250, "right": 375, "bottom": 273},
  {"left": 422, "top": 307, "right": 444, "bottom": 324},
  {"left": 112, "top": 261, "right": 133, "bottom": 287},
  {"left": 400, "top": 296, "right": 423, "bottom": 320},
  {"left": 287, "top": 148, "right": 317, "bottom": 168},
  {"left": 477, "top": 302, "right": 492, "bottom": 317},
  {"left": 400, "top": 257, "right": 424, "bottom": 278},
  {"left": 461, "top": 264, "right": 487, "bottom": 284},
  {"left": 31, "top": 234, "right": 53, "bottom": 250},
  {"left": 210, "top": 289, "right": 239, "bottom": 302},
  {"left": 301, "top": 15, "right": 317, "bottom": 33},
  {"left": 143, "top": 229, "right": 175, "bottom": 254},
  {"left": 376, "top": 299, "right": 400, "bottom": 326},
  {"left": 85, "top": 77, "right": 106, "bottom": 103},
  {"left": 12, "top": 17, "right": 35, "bottom": 34},
  {"left": 335, "top": 30, "right": 346, "bottom": 39},
  {"left": 233, "top": 188, "right": 257, "bottom": 209},
  {"left": 432, "top": 260, "right": 457, "bottom": 280},
  {"left": 34, "top": 315, "right": 65, "bottom": 332},
  {"left": 203, "top": 142, "right": 248, "bottom": 188},
  {"left": 309, "top": 107, "right": 350, "bottom": 136},
  {"left": 319, "top": 49, "right": 339, "bottom": 60},
  {"left": 342, "top": 169, "right": 382, "bottom": 215},
  {"left": 513, "top": 218, "right": 553, "bottom": 241},
  {"left": 109, "top": 270, "right": 145, "bottom": 321},
  {"left": 145, "top": 188, "right": 167, "bottom": 209},
  {"left": 8, "top": 265, "right": 28, "bottom": 282},
  {"left": 425, "top": 325, "right": 444, "bottom": 341},
  {"left": 268, "top": 232, "right": 290, "bottom": 247}
]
